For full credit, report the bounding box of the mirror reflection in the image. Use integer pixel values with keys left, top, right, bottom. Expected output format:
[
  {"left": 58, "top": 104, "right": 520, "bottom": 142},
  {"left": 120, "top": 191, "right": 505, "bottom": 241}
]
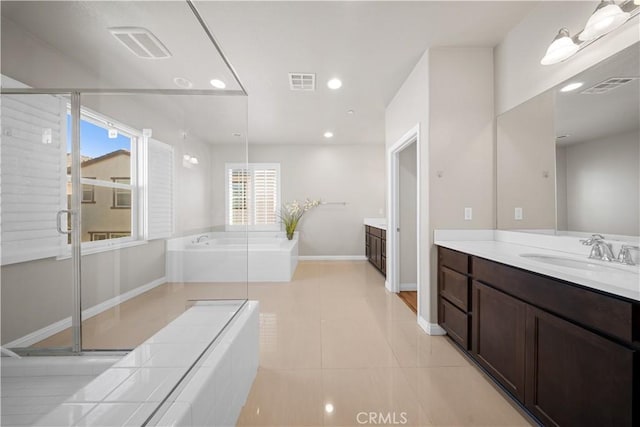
[{"left": 497, "top": 42, "right": 639, "bottom": 239}]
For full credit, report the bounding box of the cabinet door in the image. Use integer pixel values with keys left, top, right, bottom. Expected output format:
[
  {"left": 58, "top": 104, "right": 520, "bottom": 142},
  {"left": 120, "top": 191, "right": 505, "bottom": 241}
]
[
  {"left": 365, "top": 232, "right": 371, "bottom": 260},
  {"left": 525, "top": 306, "right": 635, "bottom": 427},
  {"left": 371, "top": 235, "right": 380, "bottom": 268},
  {"left": 472, "top": 281, "right": 526, "bottom": 402}
]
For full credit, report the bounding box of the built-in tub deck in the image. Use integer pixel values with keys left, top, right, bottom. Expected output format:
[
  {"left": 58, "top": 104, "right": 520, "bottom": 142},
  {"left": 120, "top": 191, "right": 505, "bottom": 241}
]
[
  {"left": 33, "top": 300, "right": 259, "bottom": 427},
  {"left": 167, "top": 232, "right": 298, "bottom": 282}
]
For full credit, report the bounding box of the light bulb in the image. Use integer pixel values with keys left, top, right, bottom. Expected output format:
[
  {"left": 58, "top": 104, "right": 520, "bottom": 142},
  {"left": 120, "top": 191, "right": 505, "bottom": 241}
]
[
  {"left": 579, "top": 1, "right": 630, "bottom": 41},
  {"left": 541, "top": 28, "right": 579, "bottom": 65}
]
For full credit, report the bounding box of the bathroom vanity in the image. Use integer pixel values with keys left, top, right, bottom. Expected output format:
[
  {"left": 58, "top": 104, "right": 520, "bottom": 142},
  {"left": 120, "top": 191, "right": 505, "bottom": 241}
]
[
  {"left": 364, "top": 219, "right": 386, "bottom": 277},
  {"left": 436, "top": 237, "right": 639, "bottom": 427}
]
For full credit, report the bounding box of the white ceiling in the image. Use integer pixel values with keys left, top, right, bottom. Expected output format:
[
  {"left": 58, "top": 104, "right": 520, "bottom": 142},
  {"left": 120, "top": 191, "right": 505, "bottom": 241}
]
[
  {"left": 195, "top": 1, "right": 536, "bottom": 144},
  {"left": 555, "top": 42, "right": 639, "bottom": 146},
  {"left": 1, "top": 1, "right": 537, "bottom": 145}
]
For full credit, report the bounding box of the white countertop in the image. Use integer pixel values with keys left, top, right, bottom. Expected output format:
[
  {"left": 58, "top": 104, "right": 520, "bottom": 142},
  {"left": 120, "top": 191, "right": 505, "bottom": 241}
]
[
  {"left": 435, "top": 231, "right": 640, "bottom": 302},
  {"left": 364, "top": 218, "right": 386, "bottom": 230}
]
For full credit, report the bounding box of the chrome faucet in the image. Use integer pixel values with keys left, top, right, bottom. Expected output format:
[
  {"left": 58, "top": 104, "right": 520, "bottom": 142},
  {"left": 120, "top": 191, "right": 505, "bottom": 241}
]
[
  {"left": 617, "top": 245, "right": 639, "bottom": 266},
  {"left": 196, "top": 235, "right": 208, "bottom": 243},
  {"left": 580, "top": 234, "right": 615, "bottom": 262}
]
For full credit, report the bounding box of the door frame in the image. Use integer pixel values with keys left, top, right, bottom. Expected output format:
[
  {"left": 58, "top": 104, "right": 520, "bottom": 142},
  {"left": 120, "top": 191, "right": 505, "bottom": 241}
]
[{"left": 387, "top": 124, "right": 421, "bottom": 315}]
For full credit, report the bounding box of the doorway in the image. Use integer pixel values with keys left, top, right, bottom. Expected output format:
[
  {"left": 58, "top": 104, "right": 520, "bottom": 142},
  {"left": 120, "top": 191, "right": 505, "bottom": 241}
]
[{"left": 387, "top": 125, "right": 420, "bottom": 318}]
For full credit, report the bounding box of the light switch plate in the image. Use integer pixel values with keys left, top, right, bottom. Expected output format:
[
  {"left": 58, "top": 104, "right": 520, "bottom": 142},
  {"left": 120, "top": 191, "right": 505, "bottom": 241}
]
[
  {"left": 515, "top": 207, "right": 523, "bottom": 220},
  {"left": 464, "top": 207, "right": 472, "bottom": 221}
]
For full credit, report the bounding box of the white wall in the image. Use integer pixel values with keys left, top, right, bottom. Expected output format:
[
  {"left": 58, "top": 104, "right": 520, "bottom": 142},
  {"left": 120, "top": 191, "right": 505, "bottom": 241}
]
[
  {"left": 428, "top": 48, "right": 495, "bottom": 322},
  {"left": 210, "top": 143, "right": 386, "bottom": 257},
  {"left": 556, "top": 146, "right": 568, "bottom": 231},
  {"left": 385, "top": 50, "right": 430, "bottom": 321},
  {"left": 494, "top": 2, "right": 640, "bottom": 115},
  {"left": 563, "top": 130, "right": 639, "bottom": 236},
  {"left": 497, "top": 91, "right": 556, "bottom": 230},
  {"left": 385, "top": 48, "right": 494, "bottom": 327},
  {"left": 399, "top": 142, "right": 417, "bottom": 288}
]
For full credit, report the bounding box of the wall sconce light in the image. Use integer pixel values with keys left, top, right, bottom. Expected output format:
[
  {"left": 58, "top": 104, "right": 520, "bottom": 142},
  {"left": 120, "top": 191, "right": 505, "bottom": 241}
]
[
  {"left": 541, "top": 28, "right": 580, "bottom": 65},
  {"left": 541, "top": 0, "right": 638, "bottom": 65},
  {"left": 183, "top": 154, "right": 199, "bottom": 166}
]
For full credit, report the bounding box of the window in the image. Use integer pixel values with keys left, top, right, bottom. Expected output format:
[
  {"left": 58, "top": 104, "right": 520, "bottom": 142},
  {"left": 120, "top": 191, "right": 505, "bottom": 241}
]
[
  {"left": 82, "top": 179, "right": 95, "bottom": 203},
  {"left": 111, "top": 178, "right": 132, "bottom": 208},
  {"left": 225, "top": 163, "right": 280, "bottom": 230},
  {"left": 69, "top": 110, "right": 138, "bottom": 245}
]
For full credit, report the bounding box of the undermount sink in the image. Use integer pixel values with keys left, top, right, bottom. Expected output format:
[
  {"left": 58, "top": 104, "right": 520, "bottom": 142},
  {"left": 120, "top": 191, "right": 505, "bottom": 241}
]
[{"left": 520, "top": 254, "right": 637, "bottom": 274}]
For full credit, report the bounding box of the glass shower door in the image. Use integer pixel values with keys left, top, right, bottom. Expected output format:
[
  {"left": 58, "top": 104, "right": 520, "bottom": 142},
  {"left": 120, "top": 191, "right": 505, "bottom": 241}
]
[{"left": 0, "top": 91, "right": 80, "bottom": 352}]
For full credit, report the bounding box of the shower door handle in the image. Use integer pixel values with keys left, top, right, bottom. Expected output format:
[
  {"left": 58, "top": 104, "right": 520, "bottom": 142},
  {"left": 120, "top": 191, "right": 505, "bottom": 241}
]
[{"left": 56, "top": 209, "right": 72, "bottom": 235}]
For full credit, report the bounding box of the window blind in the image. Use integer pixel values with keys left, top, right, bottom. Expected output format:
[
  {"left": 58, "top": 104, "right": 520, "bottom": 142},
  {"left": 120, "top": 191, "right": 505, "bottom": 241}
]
[
  {"left": 228, "top": 168, "right": 250, "bottom": 225},
  {"left": 147, "top": 138, "right": 174, "bottom": 239},
  {"left": 1, "top": 93, "right": 67, "bottom": 265},
  {"left": 253, "top": 168, "right": 278, "bottom": 225},
  {"left": 226, "top": 163, "right": 280, "bottom": 228}
]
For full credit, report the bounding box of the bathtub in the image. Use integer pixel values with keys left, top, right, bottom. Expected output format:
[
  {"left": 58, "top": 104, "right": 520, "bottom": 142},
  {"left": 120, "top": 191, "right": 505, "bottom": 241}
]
[{"left": 166, "top": 231, "right": 298, "bottom": 282}]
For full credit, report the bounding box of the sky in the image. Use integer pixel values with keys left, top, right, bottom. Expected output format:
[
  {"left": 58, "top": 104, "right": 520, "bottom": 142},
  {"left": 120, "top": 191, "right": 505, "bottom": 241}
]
[{"left": 66, "top": 114, "right": 131, "bottom": 159}]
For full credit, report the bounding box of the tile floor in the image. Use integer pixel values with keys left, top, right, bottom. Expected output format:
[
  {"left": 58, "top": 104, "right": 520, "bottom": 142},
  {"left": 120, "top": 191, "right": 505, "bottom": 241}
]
[
  {"left": 32, "top": 261, "right": 534, "bottom": 426},
  {"left": 238, "top": 261, "right": 534, "bottom": 427}
]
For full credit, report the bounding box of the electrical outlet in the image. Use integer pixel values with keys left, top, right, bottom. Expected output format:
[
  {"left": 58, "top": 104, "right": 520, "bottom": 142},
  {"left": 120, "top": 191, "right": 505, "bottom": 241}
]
[
  {"left": 515, "top": 207, "right": 523, "bottom": 220},
  {"left": 464, "top": 207, "right": 472, "bottom": 221}
]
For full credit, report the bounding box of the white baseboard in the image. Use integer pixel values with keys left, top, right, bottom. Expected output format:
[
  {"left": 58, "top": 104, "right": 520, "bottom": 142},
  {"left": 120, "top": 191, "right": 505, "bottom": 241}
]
[
  {"left": 399, "top": 282, "right": 417, "bottom": 291},
  {"left": 417, "top": 316, "right": 447, "bottom": 336},
  {"left": 298, "top": 255, "right": 367, "bottom": 261},
  {"left": 82, "top": 277, "right": 167, "bottom": 319},
  {"left": 5, "top": 277, "right": 166, "bottom": 348},
  {"left": 385, "top": 280, "right": 393, "bottom": 292}
]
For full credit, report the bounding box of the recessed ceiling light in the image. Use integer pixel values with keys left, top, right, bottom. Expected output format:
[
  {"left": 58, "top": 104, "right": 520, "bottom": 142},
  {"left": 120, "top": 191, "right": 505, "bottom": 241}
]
[
  {"left": 232, "top": 132, "right": 242, "bottom": 137},
  {"left": 327, "top": 78, "right": 342, "bottom": 90},
  {"left": 325, "top": 403, "right": 334, "bottom": 414},
  {"left": 347, "top": 109, "right": 355, "bottom": 115},
  {"left": 560, "top": 82, "right": 584, "bottom": 92},
  {"left": 324, "top": 131, "right": 334, "bottom": 139},
  {"left": 210, "top": 79, "right": 226, "bottom": 89},
  {"left": 173, "top": 77, "right": 193, "bottom": 89}
]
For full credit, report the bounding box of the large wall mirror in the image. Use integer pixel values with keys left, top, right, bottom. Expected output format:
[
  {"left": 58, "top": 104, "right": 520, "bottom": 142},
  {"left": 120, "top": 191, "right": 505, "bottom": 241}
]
[{"left": 497, "top": 42, "right": 639, "bottom": 240}]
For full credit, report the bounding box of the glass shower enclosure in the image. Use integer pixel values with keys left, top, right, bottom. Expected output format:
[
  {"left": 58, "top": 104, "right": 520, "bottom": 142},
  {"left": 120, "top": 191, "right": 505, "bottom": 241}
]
[{"left": 1, "top": 0, "right": 249, "bottom": 355}]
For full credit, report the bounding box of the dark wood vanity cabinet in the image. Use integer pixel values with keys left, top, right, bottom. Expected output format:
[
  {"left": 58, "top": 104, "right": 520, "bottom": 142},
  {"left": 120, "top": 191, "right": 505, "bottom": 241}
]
[
  {"left": 437, "top": 248, "right": 471, "bottom": 349},
  {"left": 365, "top": 225, "right": 386, "bottom": 277},
  {"left": 437, "top": 246, "right": 640, "bottom": 426},
  {"left": 472, "top": 281, "right": 526, "bottom": 402}
]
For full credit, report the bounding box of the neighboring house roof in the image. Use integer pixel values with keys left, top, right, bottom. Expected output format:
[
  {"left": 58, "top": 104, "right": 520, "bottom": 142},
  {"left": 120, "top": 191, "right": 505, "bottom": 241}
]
[{"left": 66, "top": 149, "right": 130, "bottom": 174}]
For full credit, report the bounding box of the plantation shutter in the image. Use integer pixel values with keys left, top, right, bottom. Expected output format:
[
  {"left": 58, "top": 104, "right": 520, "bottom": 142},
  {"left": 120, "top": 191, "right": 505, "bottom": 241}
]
[
  {"left": 1, "top": 92, "right": 67, "bottom": 265},
  {"left": 228, "top": 168, "right": 250, "bottom": 225},
  {"left": 147, "top": 138, "right": 174, "bottom": 239},
  {"left": 226, "top": 163, "right": 280, "bottom": 227},
  {"left": 253, "top": 167, "right": 278, "bottom": 225}
]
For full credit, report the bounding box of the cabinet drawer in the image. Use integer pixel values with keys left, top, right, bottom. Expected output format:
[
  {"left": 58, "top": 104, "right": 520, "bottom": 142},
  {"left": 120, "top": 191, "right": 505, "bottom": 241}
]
[
  {"left": 473, "top": 257, "right": 635, "bottom": 344},
  {"left": 439, "top": 298, "right": 469, "bottom": 349},
  {"left": 439, "top": 247, "right": 469, "bottom": 274},
  {"left": 440, "top": 267, "right": 469, "bottom": 311}
]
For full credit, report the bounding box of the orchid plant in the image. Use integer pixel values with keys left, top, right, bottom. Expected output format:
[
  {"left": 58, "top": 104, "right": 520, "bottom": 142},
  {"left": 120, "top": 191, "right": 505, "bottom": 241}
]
[{"left": 278, "top": 198, "right": 321, "bottom": 240}]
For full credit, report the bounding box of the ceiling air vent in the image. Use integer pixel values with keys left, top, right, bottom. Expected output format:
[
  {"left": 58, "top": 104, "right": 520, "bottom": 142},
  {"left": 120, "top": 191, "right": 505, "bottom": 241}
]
[
  {"left": 109, "top": 27, "right": 171, "bottom": 59},
  {"left": 581, "top": 77, "right": 638, "bottom": 94},
  {"left": 289, "top": 73, "right": 315, "bottom": 91}
]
